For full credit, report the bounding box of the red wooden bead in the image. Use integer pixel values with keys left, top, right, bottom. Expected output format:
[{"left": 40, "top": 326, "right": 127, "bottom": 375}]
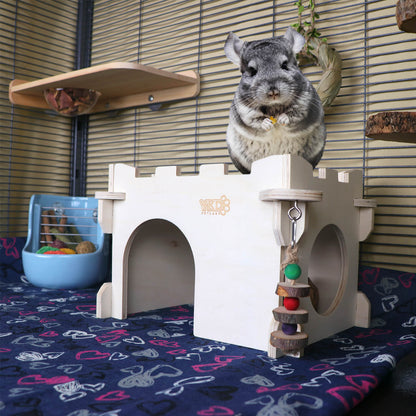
[{"left": 284, "top": 297, "right": 300, "bottom": 310}]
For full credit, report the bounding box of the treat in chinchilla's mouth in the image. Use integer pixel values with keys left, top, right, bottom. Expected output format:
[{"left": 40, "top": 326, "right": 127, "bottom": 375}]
[{"left": 224, "top": 26, "right": 326, "bottom": 174}]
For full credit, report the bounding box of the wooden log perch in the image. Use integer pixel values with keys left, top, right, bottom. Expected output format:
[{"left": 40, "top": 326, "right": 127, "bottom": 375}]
[
  {"left": 270, "top": 330, "right": 308, "bottom": 352},
  {"left": 276, "top": 282, "right": 310, "bottom": 298},
  {"left": 396, "top": 0, "right": 416, "bottom": 32},
  {"left": 272, "top": 307, "right": 309, "bottom": 324},
  {"left": 365, "top": 112, "right": 416, "bottom": 143}
]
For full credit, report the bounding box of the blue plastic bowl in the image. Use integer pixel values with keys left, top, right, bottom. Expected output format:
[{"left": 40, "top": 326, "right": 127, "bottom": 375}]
[{"left": 23, "top": 194, "right": 108, "bottom": 289}]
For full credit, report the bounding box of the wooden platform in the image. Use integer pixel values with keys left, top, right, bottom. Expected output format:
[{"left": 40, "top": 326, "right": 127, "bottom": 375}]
[
  {"left": 9, "top": 62, "right": 200, "bottom": 114},
  {"left": 365, "top": 112, "right": 416, "bottom": 143},
  {"left": 396, "top": 0, "right": 416, "bottom": 33}
]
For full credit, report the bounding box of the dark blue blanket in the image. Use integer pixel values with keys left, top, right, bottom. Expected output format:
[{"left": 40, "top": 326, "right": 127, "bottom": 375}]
[{"left": 1, "top": 237, "right": 415, "bottom": 416}]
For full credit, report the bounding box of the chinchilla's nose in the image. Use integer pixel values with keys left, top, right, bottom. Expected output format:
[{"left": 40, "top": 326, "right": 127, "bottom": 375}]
[{"left": 268, "top": 89, "right": 280, "bottom": 99}]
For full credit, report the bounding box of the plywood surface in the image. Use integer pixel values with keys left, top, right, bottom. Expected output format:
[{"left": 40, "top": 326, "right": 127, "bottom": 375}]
[{"left": 9, "top": 62, "right": 200, "bottom": 113}]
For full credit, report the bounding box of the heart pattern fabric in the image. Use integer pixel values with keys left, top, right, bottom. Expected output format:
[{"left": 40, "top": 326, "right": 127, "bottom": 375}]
[{"left": 1, "top": 239, "right": 416, "bottom": 416}]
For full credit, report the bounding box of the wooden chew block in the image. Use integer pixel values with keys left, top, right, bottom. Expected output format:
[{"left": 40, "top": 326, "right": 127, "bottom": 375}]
[
  {"left": 365, "top": 112, "right": 416, "bottom": 143},
  {"left": 272, "top": 307, "right": 308, "bottom": 324},
  {"left": 48, "top": 210, "right": 58, "bottom": 225},
  {"left": 270, "top": 330, "right": 308, "bottom": 352},
  {"left": 42, "top": 210, "right": 53, "bottom": 244},
  {"left": 396, "top": 0, "right": 416, "bottom": 32},
  {"left": 276, "top": 282, "right": 310, "bottom": 298},
  {"left": 58, "top": 215, "right": 67, "bottom": 233}
]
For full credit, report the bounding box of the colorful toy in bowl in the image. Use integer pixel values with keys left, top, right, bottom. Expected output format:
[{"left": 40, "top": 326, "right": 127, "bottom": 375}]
[{"left": 23, "top": 195, "right": 107, "bottom": 289}]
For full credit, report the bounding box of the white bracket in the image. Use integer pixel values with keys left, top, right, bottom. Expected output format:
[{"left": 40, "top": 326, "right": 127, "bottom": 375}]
[
  {"left": 259, "top": 188, "right": 323, "bottom": 246},
  {"left": 354, "top": 198, "right": 377, "bottom": 241}
]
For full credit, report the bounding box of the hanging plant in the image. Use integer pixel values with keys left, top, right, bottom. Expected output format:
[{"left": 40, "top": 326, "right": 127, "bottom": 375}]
[{"left": 292, "top": 0, "right": 342, "bottom": 109}]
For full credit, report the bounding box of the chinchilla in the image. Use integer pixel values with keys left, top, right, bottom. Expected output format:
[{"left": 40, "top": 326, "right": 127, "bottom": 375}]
[{"left": 224, "top": 26, "right": 326, "bottom": 173}]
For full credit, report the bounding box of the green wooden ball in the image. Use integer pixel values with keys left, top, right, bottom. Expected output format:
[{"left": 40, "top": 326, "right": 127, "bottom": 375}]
[{"left": 284, "top": 263, "right": 301, "bottom": 280}]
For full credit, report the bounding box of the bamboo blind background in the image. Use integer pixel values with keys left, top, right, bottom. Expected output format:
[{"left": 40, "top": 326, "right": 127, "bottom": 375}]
[
  {"left": 1, "top": 0, "right": 416, "bottom": 272},
  {"left": 0, "top": 0, "right": 77, "bottom": 236}
]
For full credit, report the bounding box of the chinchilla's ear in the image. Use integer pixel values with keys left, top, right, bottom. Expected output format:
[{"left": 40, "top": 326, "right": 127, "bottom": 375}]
[
  {"left": 284, "top": 26, "right": 305, "bottom": 54},
  {"left": 224, "top": 32, "right": 245, "bottom": 65}
]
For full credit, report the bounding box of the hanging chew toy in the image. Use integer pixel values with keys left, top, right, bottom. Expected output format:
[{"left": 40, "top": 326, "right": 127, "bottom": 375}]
[
  {"left": 270, "top": 201, "right": 311, "bottom": 357},
  {"left": 281, "top": 201, "right": 302, "bottom": 284}
]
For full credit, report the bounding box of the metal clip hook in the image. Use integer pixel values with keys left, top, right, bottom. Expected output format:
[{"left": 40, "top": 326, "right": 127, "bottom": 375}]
[{"left": 288, "top": 201, "right": 302, "bottom": 248}]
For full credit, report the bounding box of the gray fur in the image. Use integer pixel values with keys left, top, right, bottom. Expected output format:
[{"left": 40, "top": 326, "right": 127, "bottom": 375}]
[{"left": 224, "top": 27, "right": 326, "bottom": 173}]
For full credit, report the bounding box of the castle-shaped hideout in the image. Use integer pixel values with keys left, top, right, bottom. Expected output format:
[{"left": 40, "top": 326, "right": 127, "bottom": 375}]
[{"left": 95, "top": 154, "right": 376, "bottom": 356}]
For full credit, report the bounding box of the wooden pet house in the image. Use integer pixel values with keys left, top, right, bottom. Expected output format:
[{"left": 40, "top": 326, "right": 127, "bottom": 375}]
[{"left": 95, "top": 154, "right": 376, "bottom": 355}]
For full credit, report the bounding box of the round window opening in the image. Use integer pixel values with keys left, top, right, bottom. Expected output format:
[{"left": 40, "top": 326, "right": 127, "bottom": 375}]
[{"left": 308, "top": 224, "right": 347, "bottom": 316}]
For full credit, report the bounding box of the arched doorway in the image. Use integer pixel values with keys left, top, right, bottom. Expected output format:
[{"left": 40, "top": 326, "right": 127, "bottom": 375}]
[{"left": 126, "top": 219, "right": 195, "bottom": 314}]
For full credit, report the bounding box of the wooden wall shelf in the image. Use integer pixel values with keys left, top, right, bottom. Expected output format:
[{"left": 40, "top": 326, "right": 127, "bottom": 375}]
[
  {"left": 9, "top": 62, "right": 200, "bottom": 115},
  {"left": 365, "top": 111, "right": 416, "bottom": 143},
  {"left": 396, "top": 0, "right": 416, "bottom": 33}
]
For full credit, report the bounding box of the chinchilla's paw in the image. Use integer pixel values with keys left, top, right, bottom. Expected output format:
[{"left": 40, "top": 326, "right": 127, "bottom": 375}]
[
  {"left": 277, "top": 113, "right": 290, "bottom": 125},
  {"left": 261, "top": 117, "right": 274, "bottom": 131}
]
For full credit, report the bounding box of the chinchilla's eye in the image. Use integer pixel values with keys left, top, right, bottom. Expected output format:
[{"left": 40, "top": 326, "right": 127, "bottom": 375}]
[
  {"left": 281, "top": 60, "right": 289, "bottom": 70},
  {"left": 247, "top": 66, "right": 257, "bottom": 76}
]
